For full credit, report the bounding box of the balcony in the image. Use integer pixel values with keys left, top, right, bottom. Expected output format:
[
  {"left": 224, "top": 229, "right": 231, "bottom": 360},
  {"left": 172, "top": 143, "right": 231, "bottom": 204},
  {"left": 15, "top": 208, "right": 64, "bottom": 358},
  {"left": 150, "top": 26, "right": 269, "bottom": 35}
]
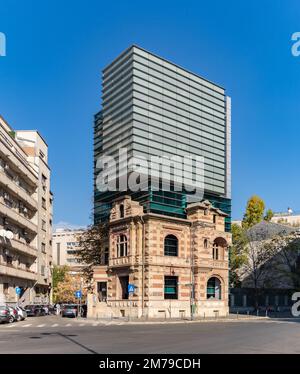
[
  {"left": 146, "top": 255, "right": 191, "bottom": 268},
  {"left": 0, "top": 237, "right": 37, "bottom": 258},
  {"left": 109, "top": 255, "right": 134, "bottom": 267},
  {"left": 0, "top": 170, "right": 38, "bottom": 211},
  {"left": 195, "top": 258, "right": 228, "bottom": 270},
  {"left": 0, "top": 132, "right": 37, "bottom": 186},
  {"left": 0, "top": 202, "right": 38, "bottom": 233},
  {"left": 0, "top": 263, "right": 37, "bottom": 281}
]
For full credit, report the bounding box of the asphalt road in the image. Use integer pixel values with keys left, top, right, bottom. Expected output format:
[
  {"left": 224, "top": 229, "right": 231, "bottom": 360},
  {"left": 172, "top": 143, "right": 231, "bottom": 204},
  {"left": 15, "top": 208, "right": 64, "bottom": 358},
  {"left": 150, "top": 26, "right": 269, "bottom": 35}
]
[{"left": 0, "top": 315, "right": 300, "bottom": 354}]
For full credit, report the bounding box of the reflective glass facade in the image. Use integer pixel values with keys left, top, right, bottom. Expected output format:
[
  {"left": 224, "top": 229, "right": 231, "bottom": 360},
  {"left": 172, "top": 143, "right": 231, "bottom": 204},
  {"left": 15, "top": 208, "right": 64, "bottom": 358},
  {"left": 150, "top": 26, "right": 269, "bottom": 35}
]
[{"left": 94, "top": 45, "right": 231, "bottom": 231}]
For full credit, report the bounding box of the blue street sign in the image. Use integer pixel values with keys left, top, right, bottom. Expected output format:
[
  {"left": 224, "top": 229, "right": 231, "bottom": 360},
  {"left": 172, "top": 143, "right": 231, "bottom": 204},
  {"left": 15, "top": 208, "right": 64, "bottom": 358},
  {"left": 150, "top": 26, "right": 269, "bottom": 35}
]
[
  {"left": 15, "top": 287, "right": 21, "bottom": 295},
  {"left": 75, "top": 290, "right": 82, "bottom": 299},
  {"left": 128, "top": 284, "right": 135, "bottom": 294}
]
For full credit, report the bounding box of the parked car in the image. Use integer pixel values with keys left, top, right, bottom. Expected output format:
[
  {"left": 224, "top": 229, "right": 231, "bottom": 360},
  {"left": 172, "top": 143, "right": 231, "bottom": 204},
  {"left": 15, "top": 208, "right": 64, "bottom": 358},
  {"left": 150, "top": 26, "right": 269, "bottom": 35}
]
[
  {"left": 62, "top": 304, "right": 78, "bottom": 318},
  {"left": 0, "top": 306, "right": 12, "bottom": 323},
  {"left": 15, "top": 306, "right": 27, "bottom": 321},
  {"left": 7, "top": 306, "right": 18, "bottom": 322},
  {"left": 24, "top": 305, "right": 46, "bottom": 317}
]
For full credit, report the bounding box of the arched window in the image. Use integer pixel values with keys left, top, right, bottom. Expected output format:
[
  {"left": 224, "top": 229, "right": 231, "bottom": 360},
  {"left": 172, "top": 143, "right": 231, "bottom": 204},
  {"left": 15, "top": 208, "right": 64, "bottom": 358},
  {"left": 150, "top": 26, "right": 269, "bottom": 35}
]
[
  {"left": 119, "top": 204, "right": 124, "bottom": 218},
  {"left": 204, "top": 239, "right": 208, "bottom": 249},
  {"left": 212, "top": 237, "right": 228, "bottom": 260},
  {"left": 117, "top": 234, "right": 128, "bottom": 257},
  {"left": 213, "top": 243, "right": 219, "bottom": 260},
  {"left": 207, "top": 277, "right": 222, "bottom": 300},
  {"left": 164, "top": 235, "right": 178, "bottom": 256}
]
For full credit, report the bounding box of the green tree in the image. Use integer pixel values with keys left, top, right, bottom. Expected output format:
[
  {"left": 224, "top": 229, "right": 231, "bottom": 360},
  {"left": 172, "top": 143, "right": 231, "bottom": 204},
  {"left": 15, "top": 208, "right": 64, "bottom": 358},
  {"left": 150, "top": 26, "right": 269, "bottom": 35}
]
[
  {"left": 52, "top": 265, "right": 69, "bottom": 289},
  {"left": 229, "top": 224, "right": 248, "bottom": 287},
  {"left": 76, "top": 223, "right": 109, "bottom": 288},
  {"left": 264, "top": 209, "right": 274, "bottom": 222},
  {"left": 52, "top": 265, "right": 70, "bottom": 303},
  {"left": 242, "top": 195, "right": 265, "bottom": 229}
]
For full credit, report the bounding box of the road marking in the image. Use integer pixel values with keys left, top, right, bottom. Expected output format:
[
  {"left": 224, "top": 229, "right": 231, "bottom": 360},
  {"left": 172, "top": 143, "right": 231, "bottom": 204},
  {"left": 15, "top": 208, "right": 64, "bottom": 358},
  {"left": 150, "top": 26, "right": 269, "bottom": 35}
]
[
  {"left": 37, "top": 324, "right": 45, "bottom": 327},
  {"left": 6, "top": 324, "right": 15, "bottom": 328},
  {"left": 79, "top": 323, "right": 85, "bottom": 326},
  {"left": 51, "top": 324, "right": 58, "bottom": 327},
  {"left": 23, "top": 324, "right": 32, "bottom": 327},
  {"left": 92, "top": 322, "right": 99, "bottom": 326},
  {"left": 65, "top": 323, "right": 72, "bottom": 327}
]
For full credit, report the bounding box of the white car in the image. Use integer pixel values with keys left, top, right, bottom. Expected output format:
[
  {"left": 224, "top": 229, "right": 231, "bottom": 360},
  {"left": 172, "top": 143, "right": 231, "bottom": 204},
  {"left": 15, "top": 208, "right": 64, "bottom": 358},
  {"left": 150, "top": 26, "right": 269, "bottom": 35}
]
[{"left": 15, "top": 306, "right": 27, "bottom": 321}]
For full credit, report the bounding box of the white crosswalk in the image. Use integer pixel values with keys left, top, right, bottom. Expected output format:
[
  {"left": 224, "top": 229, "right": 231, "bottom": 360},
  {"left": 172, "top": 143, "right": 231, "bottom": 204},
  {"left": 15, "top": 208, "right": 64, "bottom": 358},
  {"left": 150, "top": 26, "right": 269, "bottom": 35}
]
[{"left": 0, "top": 320, "right": 118, "bottom": 329}]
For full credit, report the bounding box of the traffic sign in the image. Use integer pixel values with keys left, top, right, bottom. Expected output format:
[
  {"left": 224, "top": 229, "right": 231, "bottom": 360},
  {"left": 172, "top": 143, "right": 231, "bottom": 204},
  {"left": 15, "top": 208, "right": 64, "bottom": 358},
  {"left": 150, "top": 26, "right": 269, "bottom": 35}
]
[
  {"left": 15, "top": 287, "right": 21, "bottom": 295},
  {"left": 128, "top": 284, "right": 135, "bottom": 293},
  {"left": 75, "top": 290, "right": 82, "bottom": 299}
]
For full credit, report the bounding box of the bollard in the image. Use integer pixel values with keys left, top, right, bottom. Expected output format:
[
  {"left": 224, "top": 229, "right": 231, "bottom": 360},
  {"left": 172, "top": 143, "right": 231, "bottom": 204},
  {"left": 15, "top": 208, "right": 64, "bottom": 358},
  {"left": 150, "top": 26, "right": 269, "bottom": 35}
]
[
  {"left": 237, "top": 310, "right": 239, "bottom": 319},
  {"left": 265, "top": 309, "right": 268, "bottom": 318},
  {"left": 247, "top": 310, "right": 249, "bottom": 318},
  {"left": 257, "top": 309, "right": 259, "bottom": 317}
]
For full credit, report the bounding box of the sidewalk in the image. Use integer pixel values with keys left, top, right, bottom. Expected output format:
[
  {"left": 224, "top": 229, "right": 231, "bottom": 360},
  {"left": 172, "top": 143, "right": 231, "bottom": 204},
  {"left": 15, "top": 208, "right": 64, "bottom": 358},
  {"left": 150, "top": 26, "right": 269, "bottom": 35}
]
[{"left": 74, "top": 313, "right": 269, "bottom": 325}]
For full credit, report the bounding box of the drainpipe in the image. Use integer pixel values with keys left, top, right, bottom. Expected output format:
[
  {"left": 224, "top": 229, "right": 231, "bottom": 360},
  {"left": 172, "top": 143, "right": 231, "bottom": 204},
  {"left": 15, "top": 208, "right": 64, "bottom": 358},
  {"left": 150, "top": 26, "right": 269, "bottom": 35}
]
[
  {"left": 140, "top": 216, "right": 145, "bottom": 318},
  {"left": 190, "top": 221, "right": 197, "bottom": 321}
]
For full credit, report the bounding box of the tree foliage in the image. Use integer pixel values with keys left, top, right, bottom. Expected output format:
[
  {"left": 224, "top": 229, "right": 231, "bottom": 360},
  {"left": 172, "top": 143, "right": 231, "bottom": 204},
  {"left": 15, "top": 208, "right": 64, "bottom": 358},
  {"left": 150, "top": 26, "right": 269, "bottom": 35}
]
[
  {"left": 229, "top": 224, "right": 248, "bottom": 287},
  {"left": 76, "top": 223, "right": 109, "bottom": 286},
  {"left": 52, "top": 265, "right": 69, "bottom": 289},
  {"left": 53, "top": 273, "right": 87, "bottom": 304},
  {"left": 242, "top": 195, "right": 265, "bottom": 229},
  {"left": 266, "top": 233, "right": 300, "bottom": 289},
  {"left": 264, "top": 209, "right": 274, "bottom": 222}
]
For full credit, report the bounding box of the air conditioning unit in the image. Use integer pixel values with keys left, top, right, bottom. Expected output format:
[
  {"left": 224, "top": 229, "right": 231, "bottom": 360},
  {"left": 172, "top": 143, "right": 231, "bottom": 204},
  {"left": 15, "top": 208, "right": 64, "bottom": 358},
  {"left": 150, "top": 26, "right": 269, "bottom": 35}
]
[
  {"left": 4, "top": 164, "right": 9, "bottom": 170},
  {"left": 23, "top": 207, "right": 28, "bottom": 214},
  {"left": 4, "top": 193, "right": 9, "bottom": 200}
]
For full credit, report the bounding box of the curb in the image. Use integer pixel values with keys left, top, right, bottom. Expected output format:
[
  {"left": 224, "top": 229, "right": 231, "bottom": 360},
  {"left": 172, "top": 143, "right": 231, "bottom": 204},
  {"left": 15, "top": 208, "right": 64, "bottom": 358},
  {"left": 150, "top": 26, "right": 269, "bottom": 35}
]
[{"left": 76, "top": 316, "right": 268, "bottom": 326}]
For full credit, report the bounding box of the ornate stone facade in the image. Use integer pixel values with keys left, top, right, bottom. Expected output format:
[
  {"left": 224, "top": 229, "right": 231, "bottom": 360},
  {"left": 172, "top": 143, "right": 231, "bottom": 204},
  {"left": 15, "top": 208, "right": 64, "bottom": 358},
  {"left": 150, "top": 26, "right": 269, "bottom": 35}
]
[{"left": 88, "top": 196, "right": 231, "bottom": 319}]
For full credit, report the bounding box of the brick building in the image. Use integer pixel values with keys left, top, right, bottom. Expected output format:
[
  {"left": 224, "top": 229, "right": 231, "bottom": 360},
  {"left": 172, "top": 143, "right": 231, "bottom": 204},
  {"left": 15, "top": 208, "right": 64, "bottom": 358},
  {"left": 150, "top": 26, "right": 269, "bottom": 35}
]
[{"left": 88, "top": 196, "right": 231, "bottom": 319}]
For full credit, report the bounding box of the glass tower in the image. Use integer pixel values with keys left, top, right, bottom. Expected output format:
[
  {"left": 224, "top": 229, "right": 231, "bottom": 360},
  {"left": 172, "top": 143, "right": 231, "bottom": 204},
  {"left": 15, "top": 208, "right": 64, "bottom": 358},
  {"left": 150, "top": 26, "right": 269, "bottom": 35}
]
[{"left": 94, "top": 45, "right": 231, "bottom": 231}]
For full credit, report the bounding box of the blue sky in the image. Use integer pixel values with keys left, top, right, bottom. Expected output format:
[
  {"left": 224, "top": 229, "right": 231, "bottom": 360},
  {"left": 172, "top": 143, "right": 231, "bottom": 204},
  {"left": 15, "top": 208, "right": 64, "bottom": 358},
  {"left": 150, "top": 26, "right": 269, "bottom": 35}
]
[{"left": 1, "top": 0, "right": 300, "bottom": 225}]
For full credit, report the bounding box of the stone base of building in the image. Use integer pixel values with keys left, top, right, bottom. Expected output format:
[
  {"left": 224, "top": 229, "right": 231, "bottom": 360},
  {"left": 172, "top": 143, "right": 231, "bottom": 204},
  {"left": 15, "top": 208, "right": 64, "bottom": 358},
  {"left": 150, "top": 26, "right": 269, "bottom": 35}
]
[{"left": 87, "top": 295, "right": 228, "bottom": 320}]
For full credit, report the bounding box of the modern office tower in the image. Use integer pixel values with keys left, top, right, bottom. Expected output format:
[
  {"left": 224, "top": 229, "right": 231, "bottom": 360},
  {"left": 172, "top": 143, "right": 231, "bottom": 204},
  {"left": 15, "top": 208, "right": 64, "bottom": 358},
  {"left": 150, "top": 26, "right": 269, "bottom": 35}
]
[
  {"left": 94, "top": 45, "right": 231, "bottom": 231},
  {"left": 52, "top": 228, "right": 85, "bottom": 273},
  {"left": 0, "top": 115, "right": 53, "bottom": 305}
]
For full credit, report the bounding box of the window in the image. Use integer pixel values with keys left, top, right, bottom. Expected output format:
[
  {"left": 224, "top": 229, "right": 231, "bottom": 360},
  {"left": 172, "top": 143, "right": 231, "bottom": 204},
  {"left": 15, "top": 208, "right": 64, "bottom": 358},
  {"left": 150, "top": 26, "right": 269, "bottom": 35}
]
[
  {"left": 119, "top": 276, "right": 129, "bottom": 299},
  {"left": 164, "top": 235, "right": 178, "bottom": 256},
  {"left": 204, "top": 239, "right": 208, "bottom": 249},
  {"left": 41, "top": 174, "right": 47, "bottom": 191},
  {"left": 42, "top": 197, "right": 46, "bottom": 209},
  {"left": 117, "top": 234, "right": 128, "bottom": 257},
  {"left": 41, "top": 243, "right": 46, "bottom": 253},
  {"left": 213, "top": 243, "right": 219, "bottom": 260},
  {"left": 41, "top": 265, "right": 45, "bottom": 276},
  {"left": 67, "top": 250, "right": 78, "bottom": 255},
  {"left": 213, "top": 237, "right": 227, "bottom": 261},
  {"left": 104, "top": 247, "right": 109, "bottom": 265},
  {"left": 6, "top": 255, "right": 13, "bottom": 265},
  {"left": 41, "top": 220, "right": 46, "bottom": 231},
  {"left": 207, "top": 277, "right": 221, "bottom": 300},
  {"left": 3, "top": 283, "right": 9, "bottom": 295},
  {"left": 213, "top": 215, "right": 217, "bottom": 224},
  {"left": 97, "top": 282, "right": 107, "bottom": 302},
  {"left": 164, "top": 276, "right": 178, "bottom": 299},
  {"left": 120, "top": 204, "right": 124, "bottom": 218}
]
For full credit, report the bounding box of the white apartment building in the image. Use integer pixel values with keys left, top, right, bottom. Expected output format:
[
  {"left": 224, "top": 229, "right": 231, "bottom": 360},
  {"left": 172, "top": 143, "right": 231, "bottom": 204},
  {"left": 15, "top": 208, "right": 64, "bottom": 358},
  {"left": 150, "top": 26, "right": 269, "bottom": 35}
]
[
  {"left": 52, "top": 228, "right": 85, "bottom": 273},
  {"left": 0, "top": 115, "right": 53, "bottom": 305}
]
